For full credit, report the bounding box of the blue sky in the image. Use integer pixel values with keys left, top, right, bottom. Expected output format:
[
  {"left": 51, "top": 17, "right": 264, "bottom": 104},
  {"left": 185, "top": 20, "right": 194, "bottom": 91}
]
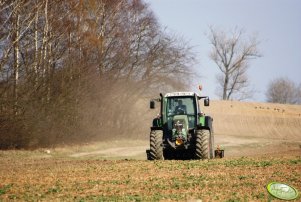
[{"left": 145, "top": 0, "right": 301, "bottom": 101}]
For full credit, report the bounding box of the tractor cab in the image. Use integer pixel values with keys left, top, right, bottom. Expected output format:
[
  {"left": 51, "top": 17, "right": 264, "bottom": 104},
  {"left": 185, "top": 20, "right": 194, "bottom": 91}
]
[{"left": 165, "top": 93, "right": 199, "bottom": 131}]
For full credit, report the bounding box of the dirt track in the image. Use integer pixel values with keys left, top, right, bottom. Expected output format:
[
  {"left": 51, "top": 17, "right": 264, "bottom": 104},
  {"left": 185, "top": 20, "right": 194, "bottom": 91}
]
[{"left": 70, "top": 145, "right": 147, "bottom": 159}]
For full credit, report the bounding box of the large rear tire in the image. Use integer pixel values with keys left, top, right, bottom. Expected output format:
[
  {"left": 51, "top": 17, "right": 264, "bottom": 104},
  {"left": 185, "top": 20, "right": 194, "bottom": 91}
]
[
  {"left": 195, "top": 129, "right": 213, "bottom": 160},
  {"left": 209, "top": 131, "right": 215, "bottom": 159},
  {"left": 149, "top": 130, "right": 164, "bottom": 160}
]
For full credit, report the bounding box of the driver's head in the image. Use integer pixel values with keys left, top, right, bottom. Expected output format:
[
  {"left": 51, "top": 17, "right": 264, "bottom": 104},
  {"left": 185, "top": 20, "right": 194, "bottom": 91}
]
[{"left": 178, "top": 100, "right": 182, "bottom": 105}]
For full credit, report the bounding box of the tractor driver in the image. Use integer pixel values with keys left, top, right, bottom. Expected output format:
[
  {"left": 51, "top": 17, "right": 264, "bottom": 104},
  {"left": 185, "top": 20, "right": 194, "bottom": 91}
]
[{"left": 175, "top": 100, "right": 187, "bottom": 114}]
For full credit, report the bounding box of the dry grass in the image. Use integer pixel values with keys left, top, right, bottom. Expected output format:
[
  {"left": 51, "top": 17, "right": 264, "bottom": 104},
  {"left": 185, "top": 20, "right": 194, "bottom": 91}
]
[{"left": 0, "top": 150, "right": 300, "bottom": 201}]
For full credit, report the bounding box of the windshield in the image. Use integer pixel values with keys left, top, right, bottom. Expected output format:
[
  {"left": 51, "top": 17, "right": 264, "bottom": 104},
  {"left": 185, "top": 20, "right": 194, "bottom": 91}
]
[{"left": 166, "top": 96, "right": 197, "bottom": 129}]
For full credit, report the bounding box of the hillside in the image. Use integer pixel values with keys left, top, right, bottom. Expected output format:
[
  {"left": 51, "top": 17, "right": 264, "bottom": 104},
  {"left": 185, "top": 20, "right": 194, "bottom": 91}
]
[
  {"left": 202, "top": 100, "right": 301, "bottom": 156},
  {"left": 205, "top": 100, "right": 301, "bottom": 140}
]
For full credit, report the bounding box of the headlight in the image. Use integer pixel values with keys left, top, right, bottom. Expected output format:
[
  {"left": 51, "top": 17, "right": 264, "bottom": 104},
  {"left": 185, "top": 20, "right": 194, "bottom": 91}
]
[{"left": 175, "top": 138, "right": 183, "bottom": 146}]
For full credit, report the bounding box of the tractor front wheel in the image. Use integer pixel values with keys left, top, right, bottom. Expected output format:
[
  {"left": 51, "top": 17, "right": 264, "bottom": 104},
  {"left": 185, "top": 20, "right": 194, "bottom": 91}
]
[
  {"left": 195, "top": 129, "right": 213, "bottom": 160},
  {"left": 149, "top": 130, "right": 164, "bottom": 160}
]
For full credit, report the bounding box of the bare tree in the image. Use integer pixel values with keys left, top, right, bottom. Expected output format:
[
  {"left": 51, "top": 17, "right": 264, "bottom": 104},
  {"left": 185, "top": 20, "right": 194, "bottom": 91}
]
[
  {"left": 266, "top": 77, "right": 299, "bottom": 104},
  {"left": 208, "top": 26, "right": 261, "bottom": 100}
]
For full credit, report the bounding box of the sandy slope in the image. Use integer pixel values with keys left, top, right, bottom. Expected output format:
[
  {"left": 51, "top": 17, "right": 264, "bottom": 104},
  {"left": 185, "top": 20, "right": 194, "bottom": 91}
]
[
  {"left": 205, "top": 100, "right": 301, "bottom": 140},
  {"left": 203, "top": 100, "right": 301, "bottom": 156}
]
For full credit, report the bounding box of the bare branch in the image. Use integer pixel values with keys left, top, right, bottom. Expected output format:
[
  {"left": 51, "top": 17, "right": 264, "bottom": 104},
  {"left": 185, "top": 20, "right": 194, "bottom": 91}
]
[{"left": 208, "top": 26, "right": 261, "bottom": 100}]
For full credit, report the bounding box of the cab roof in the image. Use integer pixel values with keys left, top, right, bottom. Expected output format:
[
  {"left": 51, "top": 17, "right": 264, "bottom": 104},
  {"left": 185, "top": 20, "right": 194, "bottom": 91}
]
[{"left": 164, "top": 92, "right": 198, "bottom": 97}]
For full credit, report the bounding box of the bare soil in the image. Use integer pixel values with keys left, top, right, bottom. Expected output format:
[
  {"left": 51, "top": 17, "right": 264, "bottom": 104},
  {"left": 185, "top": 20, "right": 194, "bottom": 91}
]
[{"left": 0, "top": 151, "right": 300, "bottom": 201}]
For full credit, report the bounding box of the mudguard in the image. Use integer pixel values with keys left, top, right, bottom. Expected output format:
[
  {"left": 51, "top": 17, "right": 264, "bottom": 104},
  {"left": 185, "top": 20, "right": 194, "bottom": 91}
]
[
  {"left": 198, "top": 116, "right": 213, "bottom": 131},
  {"left": 151, "top": 118, "right": 163, "bottom": 130}
]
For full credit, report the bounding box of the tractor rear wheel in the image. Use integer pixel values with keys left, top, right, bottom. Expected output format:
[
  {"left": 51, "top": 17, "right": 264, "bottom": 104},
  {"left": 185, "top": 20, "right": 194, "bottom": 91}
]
[
  {"left": 195, "top": 129, "right": 212, "bottom": 160},
  {"left": 149, "top": 130, "right": 164, "bottom": 160},
  {"left": 209, "top": 130, "right": 215, "bottom": 159}
]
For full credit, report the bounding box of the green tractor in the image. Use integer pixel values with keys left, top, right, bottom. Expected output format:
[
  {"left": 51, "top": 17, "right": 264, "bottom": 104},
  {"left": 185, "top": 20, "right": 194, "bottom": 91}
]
[{"left": 147, "top": 92, "right": 214, "bottom": 160}]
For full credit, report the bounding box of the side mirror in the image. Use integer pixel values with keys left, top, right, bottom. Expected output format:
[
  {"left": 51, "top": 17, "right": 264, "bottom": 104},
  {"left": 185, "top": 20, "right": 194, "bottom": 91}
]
[
  {"left": 198, "top": 112, "right": 204, "bottom": 117},
  {"left": 150, "top": 100, "right": 155, "bottom": 109},
  {"left": 204, "top": 98, "right": 210, "bottom": 106}
]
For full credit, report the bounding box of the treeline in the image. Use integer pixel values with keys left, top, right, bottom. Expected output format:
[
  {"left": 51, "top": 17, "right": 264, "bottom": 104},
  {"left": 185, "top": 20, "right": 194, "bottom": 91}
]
[{"left": 0, "top": 0, "right": 195, "bottom": 148}]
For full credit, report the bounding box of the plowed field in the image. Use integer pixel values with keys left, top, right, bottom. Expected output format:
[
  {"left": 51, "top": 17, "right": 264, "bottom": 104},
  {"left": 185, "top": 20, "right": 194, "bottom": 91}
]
[
  {"left": 0, "top": 151, "right": 300, "bottom": 201},
  {"left": 0, "top": 100, "right": 301, "bottom": 201}
]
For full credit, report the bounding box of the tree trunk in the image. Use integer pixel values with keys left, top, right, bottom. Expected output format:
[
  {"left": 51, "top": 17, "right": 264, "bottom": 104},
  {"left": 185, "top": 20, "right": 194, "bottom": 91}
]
[
  {"left": 223, "top": 72, "right": 229, "bottom": 100},
  {"left": 41, "top": 0, "right": 49, "bottom": 103},
  {"left": 34, "top": 1, "right": 39, "bottom": 75},
  {"left": 34, "top": 1, "right": 40, "bottom": 88},
  {"left": 13, "top": 8, "right": 20, "bottom": 115}
]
